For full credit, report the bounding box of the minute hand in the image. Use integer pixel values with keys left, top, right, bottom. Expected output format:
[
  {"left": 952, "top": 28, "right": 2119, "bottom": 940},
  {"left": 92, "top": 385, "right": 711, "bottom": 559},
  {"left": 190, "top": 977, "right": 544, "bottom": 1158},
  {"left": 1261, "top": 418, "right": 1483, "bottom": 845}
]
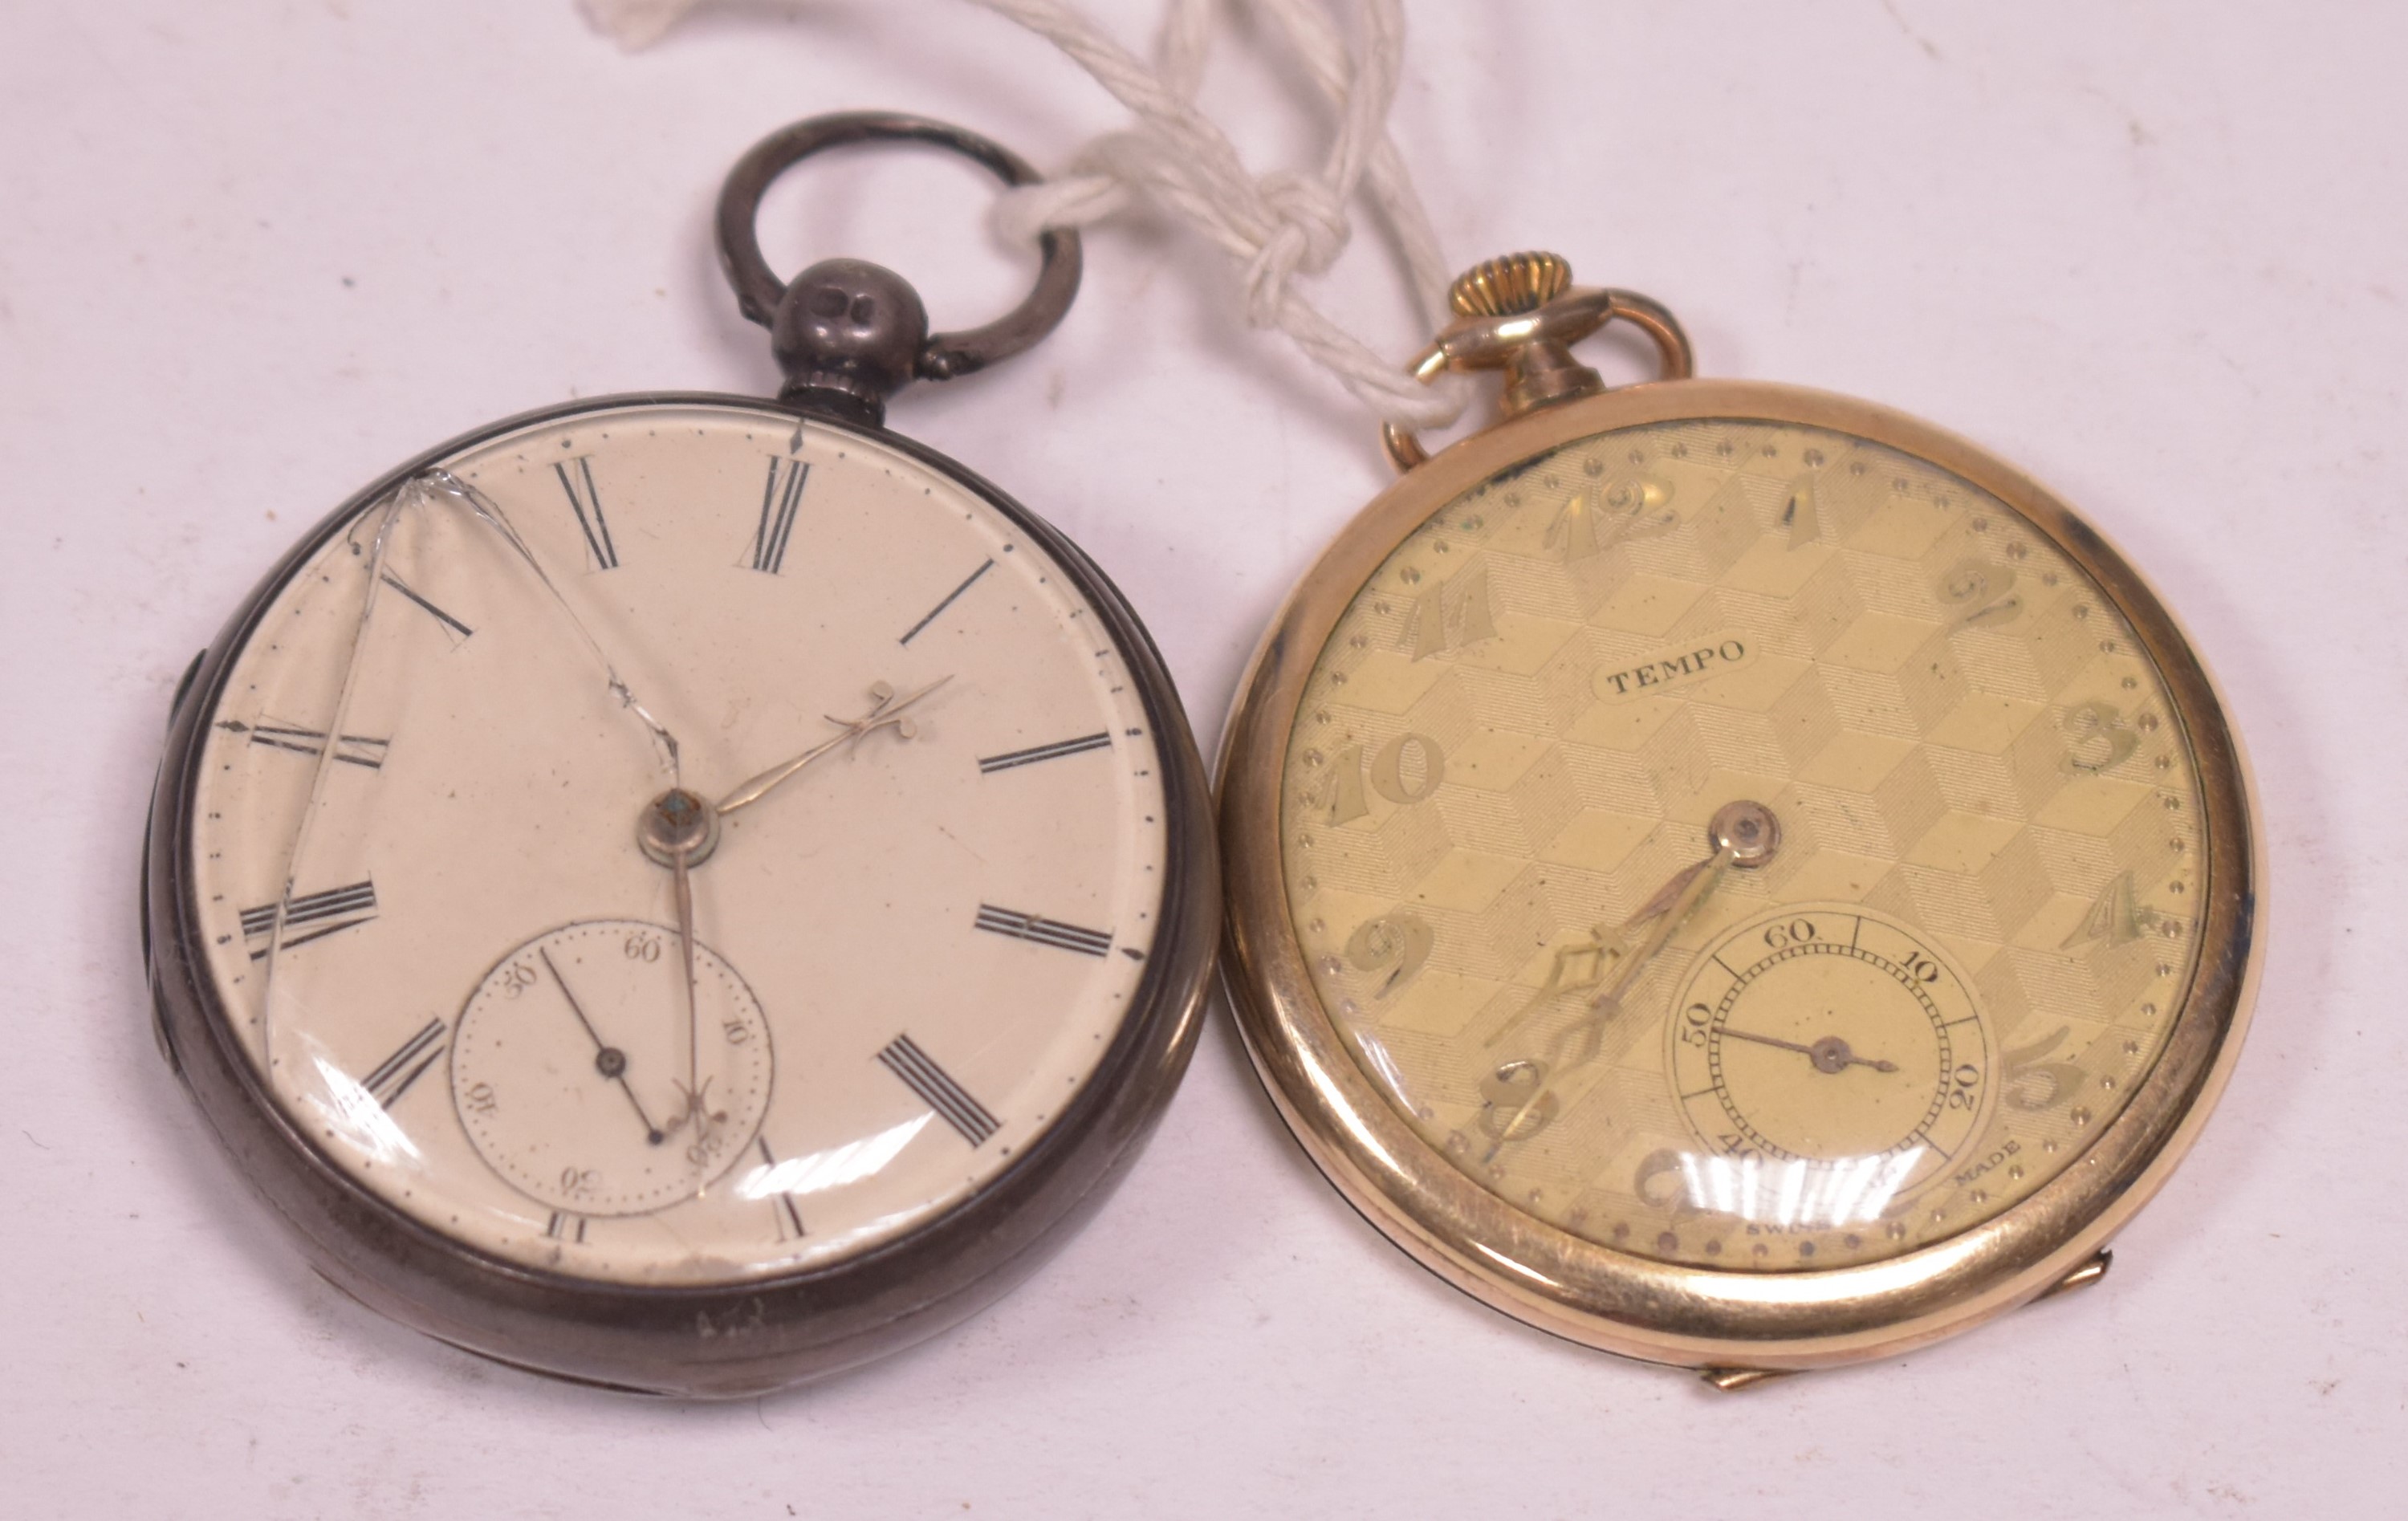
[
  {"left": 1548, "top": 849, "right": 1731, "bottom": 1069},
  {"left": 714, "top": 677, "right": 951, "bottom": 815}
]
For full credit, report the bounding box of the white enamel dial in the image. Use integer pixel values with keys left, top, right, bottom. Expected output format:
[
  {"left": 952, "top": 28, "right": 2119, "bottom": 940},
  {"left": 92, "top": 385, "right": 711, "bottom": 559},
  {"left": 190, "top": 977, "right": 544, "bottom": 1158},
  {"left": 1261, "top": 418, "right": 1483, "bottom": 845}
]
[{"left": 185, "top": 400, "right": 1173, "bottom": 1284}]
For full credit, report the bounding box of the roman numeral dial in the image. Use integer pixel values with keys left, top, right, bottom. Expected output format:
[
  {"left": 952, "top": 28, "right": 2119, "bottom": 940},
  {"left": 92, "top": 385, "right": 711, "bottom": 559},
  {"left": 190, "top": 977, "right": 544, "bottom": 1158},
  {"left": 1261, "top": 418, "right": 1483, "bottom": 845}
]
[
  {"left": 974, "top": 904, "right": 1112, "bottom": 958},
  {"left": 360, "top": 1019, "right": 446, "bottom": 1108},
  {"left": 901, "top": 558, "right": 994, "bottom": 645},
  {"left": 748, "top": 458, "right": 808, "bottom": 574},
  {"left": 555, "top": 458, "right": 618, "bottom": 570},
  {"left": 240, "top": 880, "right": 377, "bottom": 959},
  {"left": 754, "top": 1137, "right": 807, "bottom": 1242},
  {"left": 218, "top": 719, "right": 390, "bottom": 769},
  {"left": 878, "top": 1035, "right": 999, "bottom": 1147},
  {"left": 978, "top": 732, "right": 1111, "bottom": 774},
  {"left": 380, "top": 570, "right": 474, "bottom": 641},
  {"left": 180, "top": 400, "right": 1182, "bottom": 1295}
]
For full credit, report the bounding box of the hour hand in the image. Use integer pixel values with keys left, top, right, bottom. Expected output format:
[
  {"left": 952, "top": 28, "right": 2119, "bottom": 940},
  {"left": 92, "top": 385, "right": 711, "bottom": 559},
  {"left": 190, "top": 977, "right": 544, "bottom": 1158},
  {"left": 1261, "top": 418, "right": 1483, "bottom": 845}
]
[
  {"left": 1484, "top": 853, "right": 1719, "bottom": 1053},
  {"left": 714, "top": 676, "right": 950, "bottom": 815}
]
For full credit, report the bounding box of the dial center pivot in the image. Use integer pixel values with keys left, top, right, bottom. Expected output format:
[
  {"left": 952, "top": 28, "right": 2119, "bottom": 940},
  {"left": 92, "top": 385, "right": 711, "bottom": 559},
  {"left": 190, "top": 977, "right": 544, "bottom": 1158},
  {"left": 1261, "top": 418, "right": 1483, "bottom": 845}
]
[
  {"left": 1709, "top": 799, "right": 1781, "bottom": 868},
  {"left": 637, "top": 787, "right": 722, "bottom": 868},
  {"left": 1808, "top": 1035, "right": 1886, "bottom": 1076}
]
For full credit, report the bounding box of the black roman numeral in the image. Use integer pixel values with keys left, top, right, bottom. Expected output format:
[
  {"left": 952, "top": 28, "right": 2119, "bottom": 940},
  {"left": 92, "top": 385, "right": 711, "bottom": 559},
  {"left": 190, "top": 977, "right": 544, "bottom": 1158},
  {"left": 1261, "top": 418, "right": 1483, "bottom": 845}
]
[
  {"left": 544, "top": 1211, "right": 588, "bottom": 1243},
  {"left": 380, "top": 571, "right": 474, "bottom": 641},
  {"left": 360, "top": 1019, "right": 445, "bottom": 1108},
  {"left": 555, "top": 458, "right": 617, "bottom": 570},
  {"left": 748, "top": 458, "right": 808, "bottom": 574},
  {"left": 755, "top": 1137, "right": 807, "bottom": 1242},
  {"left": 877, "top": 1035, "right": 999, "bottom": 1146},
  {"left": 974, "top": 904, "right": 1112, "bottom": 958},
  {"left": 241, "top": 879, "right": 377, "bottom": 958},
  {"left": 978, "top": 732, "right": 1111, "bottom": 774},
  {"left": 899, "top": 558, "right": 995, "bottom": 645},
  {"left": 218, "top": 719, "right": 389, "bottom": 769}
]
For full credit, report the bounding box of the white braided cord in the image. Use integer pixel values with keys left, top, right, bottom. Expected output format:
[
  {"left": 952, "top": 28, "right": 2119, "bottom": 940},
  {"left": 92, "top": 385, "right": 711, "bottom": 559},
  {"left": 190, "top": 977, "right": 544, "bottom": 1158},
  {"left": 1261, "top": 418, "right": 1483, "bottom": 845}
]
[{"left": 581, "top": 0, "right": 1468, "bottom": 430}]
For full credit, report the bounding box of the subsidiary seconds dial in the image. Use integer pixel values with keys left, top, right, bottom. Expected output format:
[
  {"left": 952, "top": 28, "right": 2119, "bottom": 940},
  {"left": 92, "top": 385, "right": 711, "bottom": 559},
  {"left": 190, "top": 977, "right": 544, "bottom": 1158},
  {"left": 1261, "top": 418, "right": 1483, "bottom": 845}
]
[
  {"left": 451, "top": 920, "right": 775, "bottom": 1217},
  {"left": 1669, "top": 906, "right": 1993, "bottom": 1203}
]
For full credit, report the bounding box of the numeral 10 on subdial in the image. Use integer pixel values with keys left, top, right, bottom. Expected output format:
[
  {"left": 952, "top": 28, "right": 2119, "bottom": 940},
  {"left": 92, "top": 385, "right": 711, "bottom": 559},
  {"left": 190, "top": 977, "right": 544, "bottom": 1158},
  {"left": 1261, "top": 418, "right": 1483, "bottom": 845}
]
[{"left": 1308, "top": 734, "right": 1446, "bottom": 826}]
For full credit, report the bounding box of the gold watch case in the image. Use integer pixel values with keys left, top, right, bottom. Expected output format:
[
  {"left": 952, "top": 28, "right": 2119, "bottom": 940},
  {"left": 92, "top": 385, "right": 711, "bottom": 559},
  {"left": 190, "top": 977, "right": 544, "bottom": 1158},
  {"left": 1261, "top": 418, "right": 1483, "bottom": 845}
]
[{"left": 1218, "top": 372, "right": 2261, "bottom": 1382}]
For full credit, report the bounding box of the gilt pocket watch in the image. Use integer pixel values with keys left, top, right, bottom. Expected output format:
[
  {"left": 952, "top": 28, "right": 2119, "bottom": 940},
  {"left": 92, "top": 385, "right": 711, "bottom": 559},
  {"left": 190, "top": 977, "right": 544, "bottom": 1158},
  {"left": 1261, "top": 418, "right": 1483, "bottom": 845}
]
[
  {"left": 1219, "top": 254, "right": 2260, "bottom": 1383},
  {"left": 143, "top": 113, "right": 1217, "bottom": 1397}
]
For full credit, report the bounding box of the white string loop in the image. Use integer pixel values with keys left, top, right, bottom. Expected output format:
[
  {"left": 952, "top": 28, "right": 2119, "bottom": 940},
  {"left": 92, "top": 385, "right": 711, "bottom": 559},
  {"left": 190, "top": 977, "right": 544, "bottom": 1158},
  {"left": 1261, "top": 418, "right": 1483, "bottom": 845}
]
[
  {"left": 582, "top": 0, "right": 1469, "bottom": 431},
  {"left": 1245, "top": 168, "right": 1349, "bottom": 325}
]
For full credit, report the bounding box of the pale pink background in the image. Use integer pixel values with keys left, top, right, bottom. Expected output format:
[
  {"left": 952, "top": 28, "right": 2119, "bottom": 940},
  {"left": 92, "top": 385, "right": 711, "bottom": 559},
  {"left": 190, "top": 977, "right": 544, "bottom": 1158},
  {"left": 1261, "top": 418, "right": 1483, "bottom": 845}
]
[{"left": 2, "top": 2, "right": 2397, "bottom": 1515}]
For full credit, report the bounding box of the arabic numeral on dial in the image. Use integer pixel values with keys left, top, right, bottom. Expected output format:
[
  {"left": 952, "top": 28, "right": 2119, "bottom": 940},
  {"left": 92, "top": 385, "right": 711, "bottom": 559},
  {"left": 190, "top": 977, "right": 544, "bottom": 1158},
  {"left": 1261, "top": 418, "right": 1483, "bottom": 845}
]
[
  {"left": 498, "top": 962, "right": 537, "bottom": 998},
  {"left": 1369, "top": 733, "right": 1445, "bottom": 804},
  {"left": 1345, "top": 912, "right": 1434, "bottom": 997},
  {"left": 2014, "top": 1069, "right": 2083, "bottom": 1110},
  {"left": 2063, "top": 870, "right": 2152, "bottom": 951},
  {"left": 722, "top": 1019, "right": 752, "bottom": 1045},
  {"left": 1633, "top": 1147, "right": 1701, "bottom": 1222},
  {"left": 1937, "top": 557, "right": 2021, "bottom": 627},
  {"left": 1312, "top": 734, "right": 1446, "bottom": 824},
  {"left": 1900, "top": 951, "right": 1942, "bottom": 984},
  {"left": 1781, "top": 474, "right": 1820, "bottom": 550},
  {"left": 2002, "top": 1026, "right": 2086, "bottom": 1112},
  {"left": 2063, "top": 700, "right": 2139, "bottom": 773},
  {"left": 685, "top": 1118, "right": 733, "bottom": 1168},
  {"left": 1316, "top": 742, "right": 1369, "bottom": 825},
  {"left": 559, "top": 1166, "right": 600, "bottom": 1198},
  {"left": 1679, "top": 1002, "right": 1713, "bottom": 1048},
  {"left": 624, "top": 930, "right": 663, "bottom": 962},
  {"left": 1406, "top": 564, "right": 1496, "bottom": 660},
  {"left": 463, "top": 1081, "right": 498, "bottom": 1115},
  {"left": 2007, "top": 1062, "right": 2085, "bottom": 1111},
  {"left": 1477, "top": 1059, "right": 1557, "bottom": 1142},
  {"left": 1763, "top": 919, "right": 1817, "bottom": 950},
  {"left": 1947, "top": 1063, "right": 1983, "bottom": 1109}
]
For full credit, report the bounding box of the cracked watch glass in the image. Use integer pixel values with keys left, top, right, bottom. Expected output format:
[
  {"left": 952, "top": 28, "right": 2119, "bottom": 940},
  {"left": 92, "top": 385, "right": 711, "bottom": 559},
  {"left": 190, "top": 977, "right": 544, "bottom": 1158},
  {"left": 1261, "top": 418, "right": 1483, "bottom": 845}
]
[
  {"left": 144, "top": 115, "right": 1217, "bottom": 1397},
  {"left": 1219, "top": 256, "right": 2259, "bottom": 1379}
]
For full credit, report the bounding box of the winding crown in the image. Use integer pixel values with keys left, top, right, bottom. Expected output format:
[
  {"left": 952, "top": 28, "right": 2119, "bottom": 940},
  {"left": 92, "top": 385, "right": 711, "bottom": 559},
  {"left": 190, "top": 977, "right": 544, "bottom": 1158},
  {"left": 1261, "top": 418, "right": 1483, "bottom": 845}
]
[{"left": 1448, "top": 251, "right": 1573, "bottom": 318}]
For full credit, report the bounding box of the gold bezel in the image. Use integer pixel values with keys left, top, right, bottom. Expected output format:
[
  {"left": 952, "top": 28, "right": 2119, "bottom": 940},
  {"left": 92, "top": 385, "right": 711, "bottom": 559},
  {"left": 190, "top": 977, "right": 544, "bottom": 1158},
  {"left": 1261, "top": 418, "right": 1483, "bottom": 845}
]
[{"left": 1218, "top": 379, "right": 2263, "bottom": 1373}]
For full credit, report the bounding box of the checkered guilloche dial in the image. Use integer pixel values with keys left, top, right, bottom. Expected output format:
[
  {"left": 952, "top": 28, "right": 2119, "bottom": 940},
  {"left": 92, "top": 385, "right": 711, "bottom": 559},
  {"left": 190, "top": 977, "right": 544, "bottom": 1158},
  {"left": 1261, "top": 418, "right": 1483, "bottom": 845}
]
[{"left": 1278, "top": 417, "right": 2207, "bottom": 1272}]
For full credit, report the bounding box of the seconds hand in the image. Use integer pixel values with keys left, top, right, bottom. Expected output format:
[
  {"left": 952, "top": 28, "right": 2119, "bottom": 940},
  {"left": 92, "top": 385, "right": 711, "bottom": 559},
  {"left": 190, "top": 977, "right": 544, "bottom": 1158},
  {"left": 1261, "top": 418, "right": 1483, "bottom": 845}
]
[
  {"left": 540, "top": 946, "right": 666, "bottom": 1145},
  {"left": 1719, "top": 1024, "right": 1899, "bottom": 1074}
]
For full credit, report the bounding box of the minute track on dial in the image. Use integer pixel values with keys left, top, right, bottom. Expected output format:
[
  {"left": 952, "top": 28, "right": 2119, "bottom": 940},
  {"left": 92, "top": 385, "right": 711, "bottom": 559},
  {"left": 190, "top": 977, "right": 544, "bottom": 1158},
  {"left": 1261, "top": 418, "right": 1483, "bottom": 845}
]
[
  {"left": 153, "top": 114, "right": 1217, "bottom": 1397},
  {"left": 179, "top": 400, "right": 1191, "bottom": 1290},
  {"left": 1222, "top": 254, "right": 2254, "bottom": 1381}
]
